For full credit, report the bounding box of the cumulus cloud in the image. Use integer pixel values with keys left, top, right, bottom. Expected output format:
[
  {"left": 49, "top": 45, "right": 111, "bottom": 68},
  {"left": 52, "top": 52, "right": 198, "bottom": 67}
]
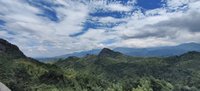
[
  {"left": 106, "top": 0, "right": 200, "bottom": 48},
  {"left": 153, "top": 11, "right": 200, "bottom": 32},
  {"left": 166, "top": 0, "right": 190, "bottom": 9},
  {"left": 0, "top": 0, "right": 90, "bottom": 57},
  {"left": 0, "top": 0, "right": 200, "bottom": 57},
  {"left": 129, "top": 0, "right": 200, "bottom": 39}
]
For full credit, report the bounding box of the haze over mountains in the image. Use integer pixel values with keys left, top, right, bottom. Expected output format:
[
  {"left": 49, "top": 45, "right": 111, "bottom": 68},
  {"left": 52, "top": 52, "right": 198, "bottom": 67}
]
[{"left": 49, "top": 42, "right": 200, "bottom": 59}]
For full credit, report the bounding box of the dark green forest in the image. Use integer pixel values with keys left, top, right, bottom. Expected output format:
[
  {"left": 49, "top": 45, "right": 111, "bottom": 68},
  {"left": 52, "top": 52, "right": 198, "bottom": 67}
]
[{"left": 1, "top": 39, "right": 200, "bottom": 91}]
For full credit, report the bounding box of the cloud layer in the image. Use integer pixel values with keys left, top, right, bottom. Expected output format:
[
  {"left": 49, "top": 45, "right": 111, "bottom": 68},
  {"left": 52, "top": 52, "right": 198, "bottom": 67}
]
[{"left": 0, "top": 0, "right": 200, "bottom": 57}]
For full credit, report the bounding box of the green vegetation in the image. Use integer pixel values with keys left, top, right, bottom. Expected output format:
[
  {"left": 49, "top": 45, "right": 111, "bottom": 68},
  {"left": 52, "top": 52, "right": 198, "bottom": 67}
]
[{"left": 1, "top": 39, "right": 200, "bottom": 91}]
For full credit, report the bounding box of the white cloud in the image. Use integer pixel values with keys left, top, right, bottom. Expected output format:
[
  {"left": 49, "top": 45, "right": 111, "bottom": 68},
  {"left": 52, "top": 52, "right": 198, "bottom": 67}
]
[
  {"left": 106, "top": 3, "right": 133, "bottom": 11},
  {"left": 0, "top": 0, "right": 90, "bottom": 57},
  {"left": 121, "top": 38, "right": 177, "bottom": 48},
  {"left": 0, "top": 0, "right": 200, "bottom": 57},
  {"left": 106, "top": 0, "right": 200, "bottom": 48},
  {"left": 166, "top": 0, "right": 190, "bottom": 9}
]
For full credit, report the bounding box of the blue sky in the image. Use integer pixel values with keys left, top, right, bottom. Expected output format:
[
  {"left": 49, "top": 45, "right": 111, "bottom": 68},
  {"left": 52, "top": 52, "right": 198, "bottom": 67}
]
[{"left": 0, "top": 0, "right": 200, "bottom": 57}]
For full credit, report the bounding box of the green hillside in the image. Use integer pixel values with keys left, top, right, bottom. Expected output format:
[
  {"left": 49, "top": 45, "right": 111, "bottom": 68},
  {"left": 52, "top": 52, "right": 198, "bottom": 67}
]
[{"left": 1, "top": 39, "right": 200, "bottom": 91}]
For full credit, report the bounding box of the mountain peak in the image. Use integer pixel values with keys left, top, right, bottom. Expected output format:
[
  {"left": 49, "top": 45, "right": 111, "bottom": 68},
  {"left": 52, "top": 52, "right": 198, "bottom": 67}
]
[
  {"left": 179, "top": 42, "right": 200, "bottom": 46},
  {"left": 98, "top": 48, "right": 122, "bottom": 58},
  {"left": 0, "top": 38, "right": 26, "bottom": 58},
  {"left": 100, "top": 48, "right": 113, "bottom": 53}
]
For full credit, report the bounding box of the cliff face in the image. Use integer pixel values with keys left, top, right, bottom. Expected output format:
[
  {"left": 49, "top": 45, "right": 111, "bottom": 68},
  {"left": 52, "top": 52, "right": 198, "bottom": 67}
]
[{"left": 0, "top": 82, "right": 11, "bottom": 91}]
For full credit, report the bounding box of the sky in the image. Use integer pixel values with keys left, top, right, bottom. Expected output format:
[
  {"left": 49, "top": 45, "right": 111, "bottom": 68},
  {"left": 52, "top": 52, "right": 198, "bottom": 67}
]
[{"left": 0, "top": 0, "right": 200, "bottom": 57}]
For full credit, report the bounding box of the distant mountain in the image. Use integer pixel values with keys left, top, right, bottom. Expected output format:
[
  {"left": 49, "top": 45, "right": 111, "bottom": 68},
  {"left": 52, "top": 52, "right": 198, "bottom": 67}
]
[
  {"left": 57, "top": 49, "right": 101, "bottom": 58},
  {"left": 47, "top": 42, "right": 200, "bottom": 60},
  {"left": 114, "top": 42, "right": 200, "bottom": 57},
  {"left": 37, "top": 49, "right": 101, "bottom": 62}
]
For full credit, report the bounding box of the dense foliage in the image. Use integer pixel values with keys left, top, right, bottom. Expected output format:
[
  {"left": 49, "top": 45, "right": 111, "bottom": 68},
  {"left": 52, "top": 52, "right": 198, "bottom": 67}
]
[{"left": 1, "top": 39, "right": 200, "bottom": 91}]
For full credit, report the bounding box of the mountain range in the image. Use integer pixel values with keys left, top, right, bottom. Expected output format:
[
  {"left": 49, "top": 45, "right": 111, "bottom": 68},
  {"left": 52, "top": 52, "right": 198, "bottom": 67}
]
[
  {"left": 41, "top": 42, "right": 200, "bottom": 60},
  {"left": 1, "top": 38, "right": 200, "bottom": 91}
]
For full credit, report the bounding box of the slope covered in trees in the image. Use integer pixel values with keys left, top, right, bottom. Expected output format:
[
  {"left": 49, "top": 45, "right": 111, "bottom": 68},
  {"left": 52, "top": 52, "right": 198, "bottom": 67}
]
[{"left": 0, "top": 38, "right": 200, "bottom": 91}]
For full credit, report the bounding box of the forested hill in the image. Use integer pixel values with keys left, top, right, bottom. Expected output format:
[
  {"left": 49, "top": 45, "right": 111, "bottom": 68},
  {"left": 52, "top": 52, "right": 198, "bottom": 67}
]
[
  {"left": 1, "top": 38, "right": 200, "bottom": 91},
  {"left": 0, "top": 39, "right": 26, "bottom": 58}
]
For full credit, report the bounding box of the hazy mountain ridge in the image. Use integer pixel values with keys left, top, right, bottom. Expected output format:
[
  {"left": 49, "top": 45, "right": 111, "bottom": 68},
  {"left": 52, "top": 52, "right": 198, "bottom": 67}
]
[
  {"left": 115, "top": 42, "right": 200, "bottom": 57},
  {"left": 1, "top": 38, "right": 200, "bottom": 91},
  {"left": 42, "top": 42, "right": 200, "bottom": 61}
]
